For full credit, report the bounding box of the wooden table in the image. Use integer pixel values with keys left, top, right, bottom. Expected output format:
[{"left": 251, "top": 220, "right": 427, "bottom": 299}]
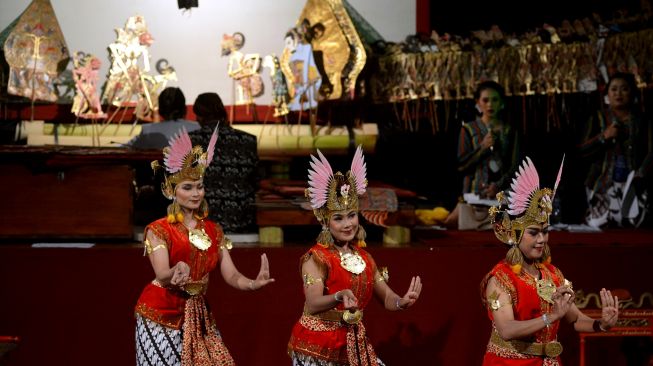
[{"left": 0, "top": 146, "right": 159, "bottom": 239}]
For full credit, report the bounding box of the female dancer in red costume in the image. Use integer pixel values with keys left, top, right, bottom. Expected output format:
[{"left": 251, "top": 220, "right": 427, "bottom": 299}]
[
  {"left": 134, "top": 127, "right": 274, "bottom": 366},
  {"left": 481, "top": 157, "right": 619, "bottom": 365},
  {"left": 288, "top": 146, "right": 422, "bottom": 365}
]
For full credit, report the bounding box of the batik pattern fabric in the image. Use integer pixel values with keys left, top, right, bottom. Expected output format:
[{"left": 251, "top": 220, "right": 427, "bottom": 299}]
[
  {"left": 134, "top": 218, "right": 234, "bottom": 365},
  {"left": 457, "top": 118, "right": 520, "bottom": 194},
  {"left": 288, "top": 244, "right": 383, "bottom": 366},
  {"left": 291, "top": 352, "right": 386, "bottom": 366},
  {"left": 189, "top": 123, "right": 259, "bottom": 233},
  {"left": 480, "top": 261, "right": 565, "bottom": 365},
  {"left": 136, "top": 313, "right": 182, "bottom": 366}
]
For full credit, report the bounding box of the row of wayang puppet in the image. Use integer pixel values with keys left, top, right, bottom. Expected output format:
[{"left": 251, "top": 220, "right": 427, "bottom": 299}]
[
  {"left": 2, "top": 8, "right": 360, "bottom": 125},
  {"left": 2, "top": 13, "right": 175, "bottom": 123},
  {"left": 382, "top": 1, "right": 653, "bottom": 55},
  {"left": 369, "top": 28, "right": 653, "bottom": 103}
]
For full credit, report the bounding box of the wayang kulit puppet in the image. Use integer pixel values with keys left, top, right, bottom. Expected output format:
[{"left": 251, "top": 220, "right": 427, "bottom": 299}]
[
  {"left": 71, "top": 51, "right": 107, "bottom": 120},
  {"left": 102, "top": 15, "right": 176, "bottom": 123},
  {"left": 221, "top": 32, "right": 264, "bottom": 108},
  {"left": 3, "top": 0, "right": 70, "bottom": 105}
]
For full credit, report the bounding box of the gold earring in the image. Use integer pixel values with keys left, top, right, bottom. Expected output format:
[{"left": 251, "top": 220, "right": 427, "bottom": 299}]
[
  {"left": 542, "top": 243, "right": 552, "bottom": 265},
  {"left": 194, "top": 199, "right": 209, "bottom": 220},
  {"left": 317, "top": 225, "right": 334, "bottom": 247},
  {"left": 506, "top": 242, "right": 524, "bottom": 274},
  {"left": 356, "top": 225, "right": 367, "bottom": 247},
  {"left": 167, "top": 199, "right": 184, "bottom": 223}
]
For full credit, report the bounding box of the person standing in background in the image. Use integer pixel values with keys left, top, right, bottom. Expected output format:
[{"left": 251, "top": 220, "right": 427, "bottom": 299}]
[
  {"left": 445, "top": 81, "right": 520, "bottom": 227},
  {"left": 458, "top": 81, "right": 520, "bottom": 198},
  {"left": 578, "top": 72, "right": 652, "bottom": 228}
]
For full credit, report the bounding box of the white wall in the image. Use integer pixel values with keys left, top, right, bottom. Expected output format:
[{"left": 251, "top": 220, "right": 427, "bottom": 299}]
[{"left": 0, "top": 0, "right": 415, "bottom": 105}]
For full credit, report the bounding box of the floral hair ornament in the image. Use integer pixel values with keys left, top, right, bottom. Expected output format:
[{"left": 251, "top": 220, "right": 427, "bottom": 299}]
[
  {"left": 488, "top": 155, "right": 564, "bottom": 273},
  {"left": 151, "top": 125, "right": 218, "bottom": 223},
  {"left": 306, "top": 146, "right": 368, "bottom": 247}
]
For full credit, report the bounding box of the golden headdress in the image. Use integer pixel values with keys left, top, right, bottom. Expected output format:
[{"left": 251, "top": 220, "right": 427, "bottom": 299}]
[
  {"left": 306, "top": 146, "right": 368, "bottom": 246},
  {"left": 488, "top": 156, "right": 564, "bottom": 272},
  {"left": 151, "top": 126, "right": 218, "bottom": 223}
]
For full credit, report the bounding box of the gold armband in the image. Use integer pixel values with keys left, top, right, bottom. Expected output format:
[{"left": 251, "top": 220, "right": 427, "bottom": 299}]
[
  {"left": 220, "top": 237, "right": 233, "bottom": 251},
  {"left": 143, "top": 238, "right": 167, "bottom": 255},
  {"left": 302, "top": 273, "right": 324, "bottom": 287},
  {"left": 488, "top": 291, "right": 504, "bottom": 311},
  {"left": 375, "top": 266, "right": 389, "bottom": 283}
]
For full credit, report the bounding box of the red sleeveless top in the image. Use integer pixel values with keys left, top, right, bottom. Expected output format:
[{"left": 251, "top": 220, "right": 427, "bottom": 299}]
[
  {"left": 288, "top": 244, "right": 378, "bottom": 363},
  {"left": 135, "top": 218, "right": 222, "bottom": 329}
]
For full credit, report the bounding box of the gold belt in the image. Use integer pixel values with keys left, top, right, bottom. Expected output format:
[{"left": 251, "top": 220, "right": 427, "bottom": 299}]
[
  {"left": 490, "top": 330, "right": 563, "bottom": 358},
  {"left": 311, "top": 309, "right": 364, "bottom": 324},
  {"left": 183, "top": 280, "right": 208, "bottom": 296},
  {"left": 151, "top": 278, "right": 209, "bottom": 296}
]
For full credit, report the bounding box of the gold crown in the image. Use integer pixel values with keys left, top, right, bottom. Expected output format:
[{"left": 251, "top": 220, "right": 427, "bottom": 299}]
[
  {"left": 309, "top": 171, "right": 363, "bottom": 224},
  {"left": 152, "top": 145, "right": 209, "bottom": 199},
  {"left": 489, "top": 188, "right": 553, "bottom": 245}
]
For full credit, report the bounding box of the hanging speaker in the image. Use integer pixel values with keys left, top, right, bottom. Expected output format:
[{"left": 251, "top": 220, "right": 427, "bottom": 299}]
[{"left": 178, "top": 0, "right": 198, "bottom": 10}]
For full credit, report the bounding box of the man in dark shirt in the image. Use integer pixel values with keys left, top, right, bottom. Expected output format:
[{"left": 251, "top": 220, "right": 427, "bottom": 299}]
[{"left": 189, "top": 92, "right": 259, "bottom": 233}]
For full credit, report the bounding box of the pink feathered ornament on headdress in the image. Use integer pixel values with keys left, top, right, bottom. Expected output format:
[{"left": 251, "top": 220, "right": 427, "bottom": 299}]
[
  {"left": 153, "top": 125, "right": 219, "bottom": 199},
  {"left": 306, "top": 145, "right": 367, "bottom": 221},
  {"left": 488, "top": 155, "right": 565, "bottom": 273}
]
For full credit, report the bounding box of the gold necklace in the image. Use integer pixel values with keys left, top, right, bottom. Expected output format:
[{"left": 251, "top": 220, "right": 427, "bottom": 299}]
[
  {"left": 536, "top": 278, "right": 556, "bottom": 304},
  {"left": 184, "top": 221, "right": 212, "bottom": 251},
  {"left": 338, "top": 247, "right": 366, "bottom": 275},
  {"left": 523, "top": 266, "right": 555, "bottom": 304}
]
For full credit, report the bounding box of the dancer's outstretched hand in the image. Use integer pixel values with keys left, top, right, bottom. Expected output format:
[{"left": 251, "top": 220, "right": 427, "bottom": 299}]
[{"left": 397, "top": 276, "right": 422, "bottom": 309}]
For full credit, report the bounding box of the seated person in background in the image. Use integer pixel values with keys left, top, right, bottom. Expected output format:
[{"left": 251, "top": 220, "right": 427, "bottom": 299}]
[
  {"left": 189, "top": 92, "right": 259, "bottom": 234},
  {"left": 578, "top": 72, "right": 652, "bottom": 228},
  {"left": 127, "top": 86, "right": 200, "bottom": 149},
  {"left": 131, "top": 87, "right": 200, "bottom": 224},
  {"left": 445, "top": 81, "right": 520, "bottom": 228}
]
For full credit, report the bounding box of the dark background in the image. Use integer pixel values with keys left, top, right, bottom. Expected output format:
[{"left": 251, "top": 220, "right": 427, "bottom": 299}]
[{"left": 429, "top": 0, "right": 640, "bottom": 35}]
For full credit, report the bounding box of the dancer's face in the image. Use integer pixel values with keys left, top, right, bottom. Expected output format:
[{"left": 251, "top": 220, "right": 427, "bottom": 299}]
[
  {"left": 329, "top": 209, "right": 359, "bottom": 244},
  {"left": 519, "top": 224, "right": 549, "bottom": 260},
  {"left": 175, "top": 179, "right": 205, "bottom": 211}
]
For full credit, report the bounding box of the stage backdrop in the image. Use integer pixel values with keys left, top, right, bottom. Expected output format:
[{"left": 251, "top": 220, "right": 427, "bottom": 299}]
[{"left": 0, "top": 0, "right": 416, "bottom": 105}]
